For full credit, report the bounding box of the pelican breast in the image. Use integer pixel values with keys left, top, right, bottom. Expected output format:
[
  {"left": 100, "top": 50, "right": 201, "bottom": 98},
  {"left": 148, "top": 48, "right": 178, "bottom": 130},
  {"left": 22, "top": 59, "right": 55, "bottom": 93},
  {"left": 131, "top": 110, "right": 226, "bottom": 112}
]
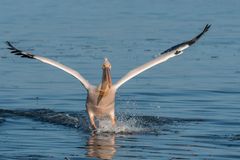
[{"left": 86, "top": 86, "right": 116, "bottom": 118}]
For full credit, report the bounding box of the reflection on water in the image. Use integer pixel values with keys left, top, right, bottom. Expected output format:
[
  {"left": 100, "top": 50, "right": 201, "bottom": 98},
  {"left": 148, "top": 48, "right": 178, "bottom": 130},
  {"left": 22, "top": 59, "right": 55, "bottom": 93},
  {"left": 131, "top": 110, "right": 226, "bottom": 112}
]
[{"left": 86, "top": 133, "right": 116, "bottom": 160}]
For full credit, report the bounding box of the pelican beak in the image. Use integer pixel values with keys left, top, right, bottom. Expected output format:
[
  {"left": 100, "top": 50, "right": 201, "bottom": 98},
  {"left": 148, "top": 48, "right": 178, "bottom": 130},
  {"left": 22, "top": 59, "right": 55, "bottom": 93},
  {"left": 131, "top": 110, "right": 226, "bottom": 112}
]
[
  {"left": 98, "top": 58, "right": 112, "bottom": 98},
  {"left": 105, "top": 67, "right": 112, "bottom": 87},
  {"left": 98, "top": 59, "right": 112, "bottom": 104},
  {"left": 101, "top": 58, "right": 112, "bottom": 88}
]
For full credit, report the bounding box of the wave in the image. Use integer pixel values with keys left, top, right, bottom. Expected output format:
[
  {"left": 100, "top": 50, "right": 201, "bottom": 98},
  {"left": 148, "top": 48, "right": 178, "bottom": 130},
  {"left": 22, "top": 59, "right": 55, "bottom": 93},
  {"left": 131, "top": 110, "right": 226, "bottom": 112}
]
[
  {"left": 0, "top": 108, "right": 203, "bottom": 134},
  {"left": 0, "top": 117, "right": 5, "bottom": 124}
]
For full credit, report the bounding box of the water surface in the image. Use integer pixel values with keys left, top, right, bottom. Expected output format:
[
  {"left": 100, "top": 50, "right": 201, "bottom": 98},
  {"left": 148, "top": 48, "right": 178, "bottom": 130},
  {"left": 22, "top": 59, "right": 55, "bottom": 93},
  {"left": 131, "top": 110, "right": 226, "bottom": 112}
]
[{"left": 0, "top": 0, "right": 240, "bottom": 159}]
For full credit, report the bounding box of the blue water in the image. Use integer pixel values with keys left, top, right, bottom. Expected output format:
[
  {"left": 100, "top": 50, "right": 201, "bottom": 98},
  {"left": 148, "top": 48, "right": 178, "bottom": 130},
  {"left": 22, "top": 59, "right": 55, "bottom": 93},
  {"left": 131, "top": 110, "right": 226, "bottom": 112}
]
[{"left": 1, "top": 0, "right": 240, "bottom": 159}]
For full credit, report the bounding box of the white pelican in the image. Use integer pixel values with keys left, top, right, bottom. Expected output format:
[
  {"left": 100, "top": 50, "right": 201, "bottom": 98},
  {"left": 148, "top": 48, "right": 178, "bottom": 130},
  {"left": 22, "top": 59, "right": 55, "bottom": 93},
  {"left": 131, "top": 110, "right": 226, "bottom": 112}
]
[{"left": 6, "top": 24, "right": 211, "bottom": 129}]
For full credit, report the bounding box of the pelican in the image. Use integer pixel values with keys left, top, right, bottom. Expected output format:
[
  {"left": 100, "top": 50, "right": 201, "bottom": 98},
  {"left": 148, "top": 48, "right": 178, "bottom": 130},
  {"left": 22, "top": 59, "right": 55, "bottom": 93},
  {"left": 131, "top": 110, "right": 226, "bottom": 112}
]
[{"left": 6, "top": 24, "right": 211, "bottom": 130}]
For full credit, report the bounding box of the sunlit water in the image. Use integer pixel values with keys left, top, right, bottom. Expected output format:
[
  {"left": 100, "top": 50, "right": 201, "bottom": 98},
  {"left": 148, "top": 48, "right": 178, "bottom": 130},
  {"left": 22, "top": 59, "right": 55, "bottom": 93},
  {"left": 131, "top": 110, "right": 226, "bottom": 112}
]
[{"left": 1, "top": 0, "right": 240, "bottom": 159}]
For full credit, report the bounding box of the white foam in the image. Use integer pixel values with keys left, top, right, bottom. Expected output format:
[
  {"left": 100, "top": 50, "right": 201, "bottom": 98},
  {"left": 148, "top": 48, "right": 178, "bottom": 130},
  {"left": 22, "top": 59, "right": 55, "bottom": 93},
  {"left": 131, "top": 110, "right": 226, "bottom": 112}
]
[{"left": 95, "top": 118, "right": 146, "bottom": 134}]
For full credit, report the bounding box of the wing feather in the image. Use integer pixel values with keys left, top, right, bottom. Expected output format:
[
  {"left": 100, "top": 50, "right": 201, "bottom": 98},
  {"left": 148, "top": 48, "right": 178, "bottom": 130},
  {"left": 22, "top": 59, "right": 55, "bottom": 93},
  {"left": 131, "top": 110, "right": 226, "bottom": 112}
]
[
  {"left": 6, "top": 41, "right": 91, "bottom": 90},
  {"left": 114, "top": 24, "right": 211, "bottom": 89}
]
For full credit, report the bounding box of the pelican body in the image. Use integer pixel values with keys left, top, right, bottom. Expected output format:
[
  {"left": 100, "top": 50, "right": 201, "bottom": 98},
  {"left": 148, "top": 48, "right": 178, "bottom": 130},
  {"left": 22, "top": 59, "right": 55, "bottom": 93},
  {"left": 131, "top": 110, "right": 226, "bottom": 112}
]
[
  {"left": 6, "top": 24, "right": 211, "bottom": 129},
  {"left": 86, "top": 59, "right": 116, "bottom": 129}
]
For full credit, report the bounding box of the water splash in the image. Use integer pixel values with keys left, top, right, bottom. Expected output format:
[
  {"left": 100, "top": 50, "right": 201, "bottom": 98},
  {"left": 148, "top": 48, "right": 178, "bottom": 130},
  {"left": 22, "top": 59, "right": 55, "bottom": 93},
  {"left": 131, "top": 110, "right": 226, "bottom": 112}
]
[{"left": 95, "top": 117, "right": 146, "bottom": 134}]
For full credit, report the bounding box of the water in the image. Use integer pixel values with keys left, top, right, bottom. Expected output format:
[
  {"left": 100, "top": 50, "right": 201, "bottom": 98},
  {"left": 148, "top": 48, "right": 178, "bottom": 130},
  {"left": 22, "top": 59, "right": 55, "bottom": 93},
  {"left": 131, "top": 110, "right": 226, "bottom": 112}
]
[{"left": 0, "top": 0, "right": 240, "bottom": 159}]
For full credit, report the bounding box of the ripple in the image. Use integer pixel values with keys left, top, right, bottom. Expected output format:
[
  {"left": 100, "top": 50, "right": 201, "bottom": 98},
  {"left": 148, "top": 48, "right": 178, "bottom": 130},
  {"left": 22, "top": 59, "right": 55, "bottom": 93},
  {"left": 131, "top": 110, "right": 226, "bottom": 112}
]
[
  {"left": 0, "top": 117, "right": 5, "bottom": 124},
  {"left": 0, "top": 108, "right": 203, "bottom": 135},
  {"left": 230, "top": 134, "right": 240, "bottom": 141},
  {"left": 14, "top": 154, "right": 54, "bottom": 160}
]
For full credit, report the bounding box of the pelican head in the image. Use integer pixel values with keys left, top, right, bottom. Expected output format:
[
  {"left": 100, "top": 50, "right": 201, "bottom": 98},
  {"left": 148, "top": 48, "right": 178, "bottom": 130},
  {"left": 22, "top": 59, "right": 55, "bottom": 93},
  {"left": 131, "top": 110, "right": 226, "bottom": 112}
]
[
  {"left": 102, "top": 58, "right": 111, "bottom": 70},
  {"left": 98, "top": 58, "right": 112, "bottom": 97}
]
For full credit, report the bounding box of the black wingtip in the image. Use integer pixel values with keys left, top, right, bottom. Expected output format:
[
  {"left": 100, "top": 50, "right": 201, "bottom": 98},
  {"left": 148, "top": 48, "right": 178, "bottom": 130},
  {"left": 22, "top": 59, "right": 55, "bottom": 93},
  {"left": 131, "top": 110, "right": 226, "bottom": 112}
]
[
  {"left": 6, "top": 41, "right": 16, "bottom": 50},
  {"left": 160, "top": 24, "right": 211, "bottom": 56},
  {"left": 6, "top": 41, "right": 11, "bottom": 47},
  {"left": 187, "top": 24, "right": 211, "bottom": 46},
  {"left": 203, "top": 24, "right": 211, "bottom": 33},
  {"left": 6, "top": 41, "right": 35, "bottom": 59},
  {"left": 6, "top": 41, "right": 11, "bottom": 46},
  {"left": 6, "top": 41, "right": 21, "bottom": 53}
]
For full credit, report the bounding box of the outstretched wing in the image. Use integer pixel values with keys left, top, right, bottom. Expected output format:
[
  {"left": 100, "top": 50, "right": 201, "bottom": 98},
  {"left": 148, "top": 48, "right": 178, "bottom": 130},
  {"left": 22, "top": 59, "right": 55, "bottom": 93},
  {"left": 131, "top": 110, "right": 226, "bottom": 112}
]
[
  {"left": 114, "top": 24, "right": 211, "bottom": 89},
  {"left": 6, "top": 41, "right": 91, "bottom": 90}
]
